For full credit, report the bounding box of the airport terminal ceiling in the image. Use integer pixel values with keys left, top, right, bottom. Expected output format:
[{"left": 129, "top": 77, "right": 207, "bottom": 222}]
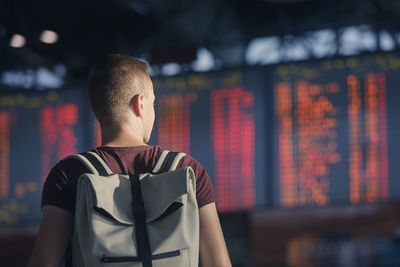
[{"left": 1, "top": 0, "right": 400, "bottom": 78}]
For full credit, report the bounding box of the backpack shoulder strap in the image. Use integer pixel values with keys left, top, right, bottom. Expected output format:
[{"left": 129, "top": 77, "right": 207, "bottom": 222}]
[
  {"left": 152, "top": 150, "right": 186, "bottom": 174},
  {"left": 68, "top": 152, "right": 113, "bottom": 175}
]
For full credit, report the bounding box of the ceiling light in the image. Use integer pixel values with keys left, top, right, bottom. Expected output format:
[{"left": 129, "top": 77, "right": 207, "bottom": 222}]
[
  {"left": 10, "top": 34, "right": 26, "bottom": 48},
  {"left": 40, "top": 30, "right": 58, "bottom": 44}
]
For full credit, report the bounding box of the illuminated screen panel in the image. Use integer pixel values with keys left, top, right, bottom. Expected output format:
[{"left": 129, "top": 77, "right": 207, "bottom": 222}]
[
  {"left": 40, "top": 104, "right": 79, "bottom": 183},
  {"left": 0, "top": 112, "right": 13, "bottom": 200},
  {"left": 157, "top": 93, "right": 195, "bottom": 153},
  {"left": 0, "top": 90, "right": 88, "bottom": 227},
  {"left": 151, "top": 71, "right": 267, "bottom": 212},
  {"left": 210, "top": 87, "right": 255, "bottom": 210},
  {"left": 273, "top": 53, "right": 400, "bottom": 207}
]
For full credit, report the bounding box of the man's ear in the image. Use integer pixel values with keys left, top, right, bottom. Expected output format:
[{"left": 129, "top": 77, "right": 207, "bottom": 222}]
[{"left": 131, "top": 94, "right": 144, "bottom": 116}]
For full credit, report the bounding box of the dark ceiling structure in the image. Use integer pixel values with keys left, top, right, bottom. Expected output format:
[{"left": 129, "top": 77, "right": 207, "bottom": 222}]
[{"left": 0, "top": 0, "right": 400, "bottom": 79}]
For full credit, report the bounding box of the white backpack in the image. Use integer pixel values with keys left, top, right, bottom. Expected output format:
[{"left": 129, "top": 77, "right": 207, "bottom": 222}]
[{"left": 69, "top": 150, "right": 199, "bottom": 267}]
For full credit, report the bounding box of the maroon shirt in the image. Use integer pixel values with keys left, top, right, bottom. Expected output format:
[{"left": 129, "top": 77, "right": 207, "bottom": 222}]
[{"left": 42, "top": 145, "right": 216, "bottom": 214}]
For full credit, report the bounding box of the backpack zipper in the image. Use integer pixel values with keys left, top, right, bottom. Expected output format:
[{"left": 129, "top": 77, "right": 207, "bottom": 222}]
[{"left": 100, "top": 250, "right": 180, "bottom": 263}]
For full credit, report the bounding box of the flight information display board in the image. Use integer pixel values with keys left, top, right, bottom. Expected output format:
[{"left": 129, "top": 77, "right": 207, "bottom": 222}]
[
  {"left": 2, "top": 52, "right": 400, "bottom": 228},
  {"left": 273, "top": 53, "right": 400, "bottom": 207},
  {"left": 151, "top": 70, "right": 267, "bottom": 212},
  {"left": 0, "top": 90, "right": 89, "bottom": 228}
]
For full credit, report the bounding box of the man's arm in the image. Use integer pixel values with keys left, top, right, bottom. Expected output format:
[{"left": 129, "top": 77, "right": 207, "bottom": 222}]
[
  {"left": 199, "top": 202, "right": 232, "bottom": 267},
  {"left": 28, "top": 205, "right": 73, "bottom": 267}
]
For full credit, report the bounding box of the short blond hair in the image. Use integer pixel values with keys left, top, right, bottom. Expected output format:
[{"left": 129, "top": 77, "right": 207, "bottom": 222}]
[{"left": 88, "top": 54, "right": 150, "bottom": 126}]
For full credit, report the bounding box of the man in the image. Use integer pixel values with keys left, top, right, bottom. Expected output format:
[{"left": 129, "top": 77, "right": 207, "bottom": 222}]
[{"left": 28, "top": 54, "right": 232, "bottom": 267}]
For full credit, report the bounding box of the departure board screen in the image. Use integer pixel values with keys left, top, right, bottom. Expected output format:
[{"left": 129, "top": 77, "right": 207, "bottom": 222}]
[
  {"left": 273, "top": 53, "right": 400, "bottom": 208},
  {"left": 2, "top": 52, "right": 400, "bottom": 228},
  {"left": 151, "top": 70, "right": 267, "bottom": 212},
  {"left": 0, "top": 90, "right": 88, "bottom": 227}
]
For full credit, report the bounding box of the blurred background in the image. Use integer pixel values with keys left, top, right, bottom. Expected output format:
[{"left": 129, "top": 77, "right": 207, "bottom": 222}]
[{"left": 1, "top": 0, "right": 400, "bottom": 266}]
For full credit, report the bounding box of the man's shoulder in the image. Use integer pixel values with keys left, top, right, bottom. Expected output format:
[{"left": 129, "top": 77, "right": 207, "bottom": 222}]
[
  {"left": 50, "top": 151, "right": 101, "bottom": 175},
  {"left": 175, "top": 152, "right": 205, "bottom": 171},
  {"left": 52, "top": 155, "right": 82, "bottom": 170}
]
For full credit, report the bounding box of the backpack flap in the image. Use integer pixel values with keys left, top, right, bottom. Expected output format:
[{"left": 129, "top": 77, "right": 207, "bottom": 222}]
[
  {"left": 79, "top": 173, "right": 135, "bottom": 225},
  {"left": 141, "top": 166, "right": 196, "bottom": 223},
  {"left": 78, "top": 166, "right": 196, "bottom": 225}
]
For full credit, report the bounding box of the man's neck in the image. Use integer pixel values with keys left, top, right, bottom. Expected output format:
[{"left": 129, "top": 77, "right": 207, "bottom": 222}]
[{"left": 100, "top": 123, "right": 147, "bottom": 147}]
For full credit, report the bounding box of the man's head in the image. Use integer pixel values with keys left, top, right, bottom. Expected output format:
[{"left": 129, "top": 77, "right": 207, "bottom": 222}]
[{"left": 88, "top": 54, "right": 155, "bottom": 143}]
